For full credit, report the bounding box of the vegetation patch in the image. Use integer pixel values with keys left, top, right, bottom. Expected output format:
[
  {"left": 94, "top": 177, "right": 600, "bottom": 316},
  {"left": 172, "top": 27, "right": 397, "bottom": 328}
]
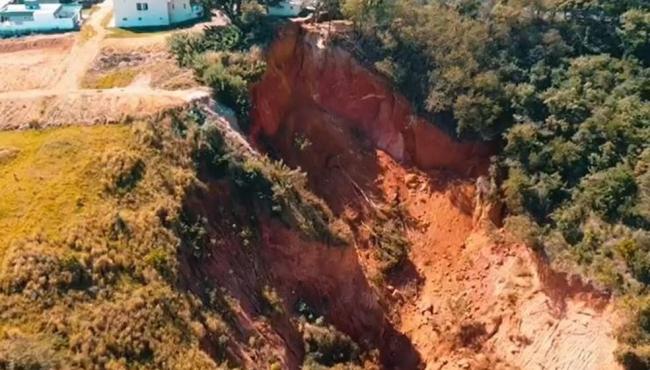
[
  {"left": 194, "top": 120, "right": 351, "bottom": 245},
  {"left": 367, "top": 198, "right": 412, "bottom": 273},
  {"left": 296, "top": 300, "right": 362, "bottom": 369},
  {"left": 81, "top": 68, "right": 139, "bottom": 89},
  {"left": 168, "top": 2, "right": 281, "bottom": 129},
  {"left": 0, "top": 116, "right": 233, "bottom": 369},
  {"left": 0, "top": 126, "right": 131, "bottom": 259},
  {"left": 339, "top": 0, "right": 649, "bottom": 364},
  {"left": 0, "top": 105, "right": 355, "bottom": 368}
]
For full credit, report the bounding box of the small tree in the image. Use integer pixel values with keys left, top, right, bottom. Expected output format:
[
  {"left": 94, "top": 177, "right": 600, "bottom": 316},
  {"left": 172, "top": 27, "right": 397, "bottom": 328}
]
[{"left": 200, "top": 0, "right": 281, "bottom": 25}]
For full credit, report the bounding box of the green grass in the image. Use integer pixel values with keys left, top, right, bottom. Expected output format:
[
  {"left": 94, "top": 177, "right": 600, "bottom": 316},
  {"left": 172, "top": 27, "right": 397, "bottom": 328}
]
[{"left": 0, "top": 125, "right": 131, "bottom": 258}]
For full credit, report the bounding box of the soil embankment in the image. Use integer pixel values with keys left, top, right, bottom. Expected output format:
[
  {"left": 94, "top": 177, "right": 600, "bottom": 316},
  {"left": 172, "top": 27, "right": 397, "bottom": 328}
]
[{"left": 240, "top": 23, "right": 622, "bottom": 369}]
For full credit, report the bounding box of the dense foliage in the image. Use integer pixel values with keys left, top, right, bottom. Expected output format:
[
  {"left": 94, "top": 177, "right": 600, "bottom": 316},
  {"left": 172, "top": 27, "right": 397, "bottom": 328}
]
[
  {"left": 168, "top": 1, "right": 282, "bottom": 129},
  {"left": 339, "top": 0, "right": 649, "bottom": 365}
]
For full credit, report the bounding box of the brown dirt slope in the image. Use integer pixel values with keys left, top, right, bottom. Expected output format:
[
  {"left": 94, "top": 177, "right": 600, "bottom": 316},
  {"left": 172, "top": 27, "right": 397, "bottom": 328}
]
[{"left": 248, "top": 23, "right": 622, "bottom": 370}]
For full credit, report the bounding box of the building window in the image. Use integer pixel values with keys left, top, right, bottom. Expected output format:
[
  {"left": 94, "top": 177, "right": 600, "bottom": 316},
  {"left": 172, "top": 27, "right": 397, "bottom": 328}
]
[
  {"left": 136, "top": 2, "right": 148, "bottom": 11},
  {"left": 183, "top": 3, "right": 186, "bottom": 8},
  {"left": 122, "top": 17, "right": 127, "bottom": 21}
]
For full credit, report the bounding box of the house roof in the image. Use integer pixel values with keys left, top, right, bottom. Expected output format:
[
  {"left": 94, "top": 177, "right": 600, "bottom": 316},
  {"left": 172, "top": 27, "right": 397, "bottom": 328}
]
[{"left": 0, "top": 3, "right": 62, "bottom": 16}]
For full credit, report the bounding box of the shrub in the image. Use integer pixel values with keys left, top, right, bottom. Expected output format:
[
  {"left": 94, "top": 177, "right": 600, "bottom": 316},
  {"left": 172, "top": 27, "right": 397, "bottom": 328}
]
[
  {"left": 370, "top": 218, "right": 409, "bottom": 273},
  {"left": 0, "top": 241, "right": 90, "bottom": 297},
  {"left": 193, "top": 50, "right": 266, "bottom": 128},
  {"left": 302, "top": 322, "right": 360, "bottom": 367},
  {"left": 101, "top": 148, "right": 146, "bottom": 194},
  {"left": 168, "top": 32, "right": 206, "bottom": 67},
  {"left": 368, "top": 200, "right": 412, "bottom": 273},
  {"left": 194, "top": 124, "right": 350, "bottom": 245},
  {"left": 260, "top": 285, "right": 285, "bottom": 316}
]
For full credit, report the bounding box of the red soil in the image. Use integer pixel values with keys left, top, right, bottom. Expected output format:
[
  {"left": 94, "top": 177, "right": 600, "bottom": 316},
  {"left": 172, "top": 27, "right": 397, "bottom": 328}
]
[
  {"left": 193, "top": 23, "right": 622, "bottom": 369},
  {"left": 250, "top": 23, "right": 491, "bottom": 176}
]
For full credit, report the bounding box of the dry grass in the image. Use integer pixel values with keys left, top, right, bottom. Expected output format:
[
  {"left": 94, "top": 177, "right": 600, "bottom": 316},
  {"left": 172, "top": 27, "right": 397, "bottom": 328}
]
[
  {"left": 81, "top": 68, "right": 138, "bottom": 89},
  {"left": 100, "top": 10, "right": 113, "bottom": 29},
  {"left": 0, "top": 125, "right": 131, "bottom": 260},
  {"left": 0, "top": 116, "right": 222, "bottom": 369},
  {"left": 78, "top": 24, "right": 97, "bottom": 44}
]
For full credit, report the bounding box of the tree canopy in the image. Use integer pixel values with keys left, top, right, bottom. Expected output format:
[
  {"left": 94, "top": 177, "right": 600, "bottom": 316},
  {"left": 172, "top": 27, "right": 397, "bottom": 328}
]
[{"left": 340, "top": 0, "right": 649, "bottom": 365}]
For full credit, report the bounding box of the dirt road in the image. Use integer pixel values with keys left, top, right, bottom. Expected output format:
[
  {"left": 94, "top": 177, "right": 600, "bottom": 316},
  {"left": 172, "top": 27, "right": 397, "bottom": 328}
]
[
  {"left": 54, "top": 0, "right": 113, "bottom": 91},
  {"left": 0, "top": 0, "right": 211, "bottom": 129}
]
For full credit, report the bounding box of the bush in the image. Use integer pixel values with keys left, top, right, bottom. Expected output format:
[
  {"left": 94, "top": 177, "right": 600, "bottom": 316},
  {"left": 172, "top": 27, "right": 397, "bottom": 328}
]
[
  {"left": 194, "top": 50, "right": 266, "bottom": 127},
  {"left": 0, "top": 241, "right": 90, "bottom": 298},
  {"left": 302, "top": 322, "right": 360, "bottom": 367},
  {"left": 368, "top": 200, "right": 412, "bottom": 273},
  {"left": 101, "top": 148, "right": 146, "bottom": 194},
  {"left": 194, "top": 124, "right": 350, "bottom": 245}
]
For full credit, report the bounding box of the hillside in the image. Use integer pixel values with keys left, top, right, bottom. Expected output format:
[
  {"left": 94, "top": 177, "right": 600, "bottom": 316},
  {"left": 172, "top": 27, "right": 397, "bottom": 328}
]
[{"left": 0, "top": 0, "right": 647, "bottom": 369}]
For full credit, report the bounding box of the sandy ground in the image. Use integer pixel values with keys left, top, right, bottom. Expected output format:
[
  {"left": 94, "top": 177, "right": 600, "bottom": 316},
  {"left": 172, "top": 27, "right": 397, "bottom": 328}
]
[
  {"left": 0, "top": 38, "right": 73, "bottom": 92},
  {"left": 0, "top": 0, "right": 219, "bottom": 129},
  {"left": 369, "top": 152, "right": 622, "bottom": 370}
]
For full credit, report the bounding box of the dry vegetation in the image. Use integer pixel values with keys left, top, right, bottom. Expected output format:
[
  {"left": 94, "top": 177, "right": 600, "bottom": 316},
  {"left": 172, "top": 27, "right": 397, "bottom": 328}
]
[
  {"left": 0, "top": 125, "right": 131, "bottom": 259},
  {"left": 0, "top": 112, "right": 221, "bottom": 369},
  {"left": 0, "top": 107, "right": 361, "bottom": 369},
  {"left": 81, "top": 68, "right": 139, "bottom": 89},
  {"left": 82, "top": 44, "right": 198, "bottom": 90}
]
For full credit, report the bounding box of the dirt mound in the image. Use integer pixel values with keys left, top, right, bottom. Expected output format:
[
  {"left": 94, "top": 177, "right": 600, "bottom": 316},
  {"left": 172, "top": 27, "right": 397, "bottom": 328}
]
[
  {"left": 0, "top": 89, "right": 209, "bottom": 130},
  {"left": 0, "top": 34, "right": 74, "bottom": 54}
]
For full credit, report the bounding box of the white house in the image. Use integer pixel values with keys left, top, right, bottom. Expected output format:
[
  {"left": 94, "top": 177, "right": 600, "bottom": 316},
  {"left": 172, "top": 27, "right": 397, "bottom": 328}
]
[
  {"left": 267, "top": 0, "right": 316, "bottom": 17},
  {"left": 0, "top": 0, "right": 81, "bottom": 35},
  {"left": 267, "top": 0, "right": 305, "bottom": 17},
  {"left": 114, "top": 0, "right": 203, "bottom": 28}
]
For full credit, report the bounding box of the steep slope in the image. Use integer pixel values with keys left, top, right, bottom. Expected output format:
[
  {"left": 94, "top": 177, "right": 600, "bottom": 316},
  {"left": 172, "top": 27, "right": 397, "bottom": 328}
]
[
  {"left": 249, "top": 23, "right": 622, "bottom": 370},
  {"left": 0, "top": 22, "right": 625, "bottom": 370},
  {"left": 250, "top": 23, "right": 491, "bottom": 176}
]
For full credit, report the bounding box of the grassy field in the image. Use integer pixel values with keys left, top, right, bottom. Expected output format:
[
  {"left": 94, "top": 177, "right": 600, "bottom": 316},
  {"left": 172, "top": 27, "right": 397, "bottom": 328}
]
[{"left": 0, "top": 125, "right": 131, "bottom": 258}]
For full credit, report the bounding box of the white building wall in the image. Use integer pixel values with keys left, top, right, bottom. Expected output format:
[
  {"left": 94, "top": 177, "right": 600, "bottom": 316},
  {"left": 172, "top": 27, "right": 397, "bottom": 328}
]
[
  {"left": 114, "top": 0, "right": 170, "bottom": 27},
  {"left": 168, "top": 0, "right": 194, "bottom": 23},
  {"left": 0, "top": 5, "right": 79, "bottom": 34},
  {"left": 268, "top": 0, "right": 304, "bottom": 17},
  {"left": 0, "top": 17, "right": 75, "bottom": 33}
]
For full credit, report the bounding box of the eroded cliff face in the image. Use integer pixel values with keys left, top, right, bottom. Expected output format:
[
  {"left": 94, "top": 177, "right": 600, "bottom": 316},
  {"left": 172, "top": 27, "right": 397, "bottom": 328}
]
[
  {"left": 238, "top": 23, "right": 622, "bottom": 370},
  {"left": 250, "top": 23, "right": 491, "bottom": 176}
]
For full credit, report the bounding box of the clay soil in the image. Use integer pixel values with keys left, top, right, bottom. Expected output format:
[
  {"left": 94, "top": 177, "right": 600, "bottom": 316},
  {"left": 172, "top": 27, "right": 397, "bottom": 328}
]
[
  {"left": 248, "top": 24, "right": 624, "bottom": 370},
  {"left": 263, "top": 105, "right": 622, "bottom": 369}
]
